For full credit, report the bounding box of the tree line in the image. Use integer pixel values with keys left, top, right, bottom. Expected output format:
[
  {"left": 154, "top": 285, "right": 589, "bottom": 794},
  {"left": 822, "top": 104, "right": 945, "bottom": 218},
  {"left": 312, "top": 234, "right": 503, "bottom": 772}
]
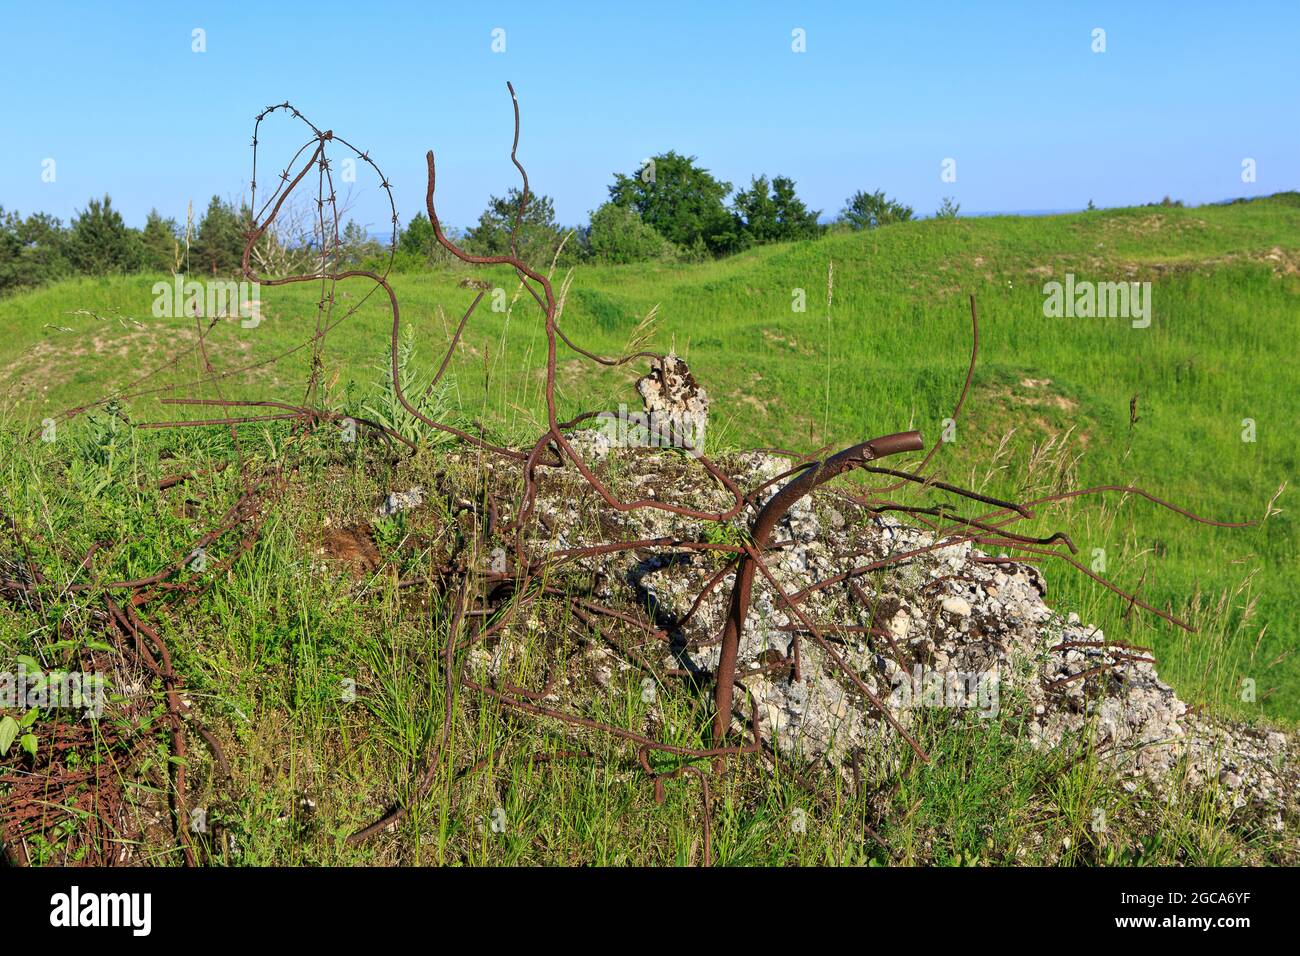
[
  {"left": 0, "top": 195, "right": 253, "bottom": 297},
  {"left": 1, "top": 152, "right": 955, "bottom": 296}
]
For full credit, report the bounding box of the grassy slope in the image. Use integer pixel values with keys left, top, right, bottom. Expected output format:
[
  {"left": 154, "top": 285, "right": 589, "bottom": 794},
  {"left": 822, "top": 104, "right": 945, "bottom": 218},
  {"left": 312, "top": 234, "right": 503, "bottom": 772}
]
[
  {"left": 2, "top": 197, "right": 1298, "bottom": 866},
  {"left": 2, "top": 198, "right": 1295, "bottom": 722},
  {"left": 0, "top": 426, "right": 1289, "bottom": 865}
]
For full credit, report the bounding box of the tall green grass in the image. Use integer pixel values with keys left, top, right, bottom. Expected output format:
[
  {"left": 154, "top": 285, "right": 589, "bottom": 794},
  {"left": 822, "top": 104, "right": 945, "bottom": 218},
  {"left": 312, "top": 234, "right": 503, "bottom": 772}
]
[
  {"left": 1, "top": 421, "right": 1290, "bottom": 865},
  {"left": 1, "top": 197, "right": 1296, "bottom": 723}
]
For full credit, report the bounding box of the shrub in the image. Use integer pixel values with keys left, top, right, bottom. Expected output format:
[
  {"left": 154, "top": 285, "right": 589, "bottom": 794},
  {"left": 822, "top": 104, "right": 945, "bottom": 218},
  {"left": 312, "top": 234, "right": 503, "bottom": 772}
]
[
  {"left": 839, "top": 189, "right": 914, "bottom": 230},
  {"left": 586, "top": 202, "right": 679, "bottom": 264},
  {"left": 935, "top": 197, "right": 961, "bottom": 219},
  {"left": 730, "top": 174, "right": 823, "bottom": 246}
]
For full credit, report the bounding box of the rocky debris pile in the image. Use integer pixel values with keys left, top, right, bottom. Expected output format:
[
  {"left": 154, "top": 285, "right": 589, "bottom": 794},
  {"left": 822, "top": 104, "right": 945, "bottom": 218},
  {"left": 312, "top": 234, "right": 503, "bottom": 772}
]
[{"left": 489, "top": 444, "right": 1296, "bottom": 826}]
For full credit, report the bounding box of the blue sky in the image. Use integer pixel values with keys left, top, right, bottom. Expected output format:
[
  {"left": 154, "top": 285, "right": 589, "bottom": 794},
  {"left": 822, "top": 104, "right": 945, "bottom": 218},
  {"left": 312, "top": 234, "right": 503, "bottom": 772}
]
[{"left": 1, "top": 1, "right": 1295, "bottom": 233}]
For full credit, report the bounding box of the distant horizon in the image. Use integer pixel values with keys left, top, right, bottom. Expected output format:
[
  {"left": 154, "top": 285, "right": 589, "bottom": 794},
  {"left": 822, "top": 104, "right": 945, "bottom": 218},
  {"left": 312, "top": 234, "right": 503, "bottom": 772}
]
[
  {"left": 338, "top": 193, "right": 1288, "bottom": 244},
  {"left": 7, "top": 192, "right": 1291, "bottom": 241}
]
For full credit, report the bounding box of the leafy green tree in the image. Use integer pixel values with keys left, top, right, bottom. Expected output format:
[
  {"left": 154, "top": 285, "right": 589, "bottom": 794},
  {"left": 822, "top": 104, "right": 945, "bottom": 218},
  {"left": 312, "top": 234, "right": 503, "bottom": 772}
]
[
  {"left": 838, "top": 189, "right": 914, "bottom": 230},
  {"left": 140, "top": 209, "right": 180, "bottom": 273},
  {"left": 0, "top": 209, "right": 28, "bottom": 295},
  {"left": 67, "top": 195, "right": 141, "bottom": 274},
  {"left": 607, "top": 152, "right": 735, "bottom": 255},
  {"left": 586, "top": 202, "right": 679, "bottom": 264},
  {"left": 0, "top": 209, "right": 73, "bottom": 294},
  {"left": 731, "top": 175, "right": 776, "bottom": 246},
  {"left": 397, "top": 213, "right": 471, "bottom": 268},
  {"left": 399, "top": 212, "right": 438, "bottom": 259},
  {"left": 731, "top": 174, "right": 822, "bottom": 246},
  {"left": 190, "top": 196, "right": 252, "bottom": 275},
  {"left": 464, "top": 189, "right": 571, "bottom": 265},
  {"left": 339, "top": 220, "right": 384, "bottom": 268},
  {"left": 772, "top": 176, "right": 823, "bottom": 240},
  {"left": 19, "top": 213, "right": 72, "bottom": 283},
  {"left": 0, "top": 211, "right": 17, "bottom": 286}
]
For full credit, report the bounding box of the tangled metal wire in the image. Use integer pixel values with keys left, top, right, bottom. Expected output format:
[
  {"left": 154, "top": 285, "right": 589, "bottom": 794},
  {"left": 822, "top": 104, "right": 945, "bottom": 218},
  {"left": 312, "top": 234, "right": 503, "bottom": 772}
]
[{"left": 0, "top": 83, "right": 1262, "bottom": 866}]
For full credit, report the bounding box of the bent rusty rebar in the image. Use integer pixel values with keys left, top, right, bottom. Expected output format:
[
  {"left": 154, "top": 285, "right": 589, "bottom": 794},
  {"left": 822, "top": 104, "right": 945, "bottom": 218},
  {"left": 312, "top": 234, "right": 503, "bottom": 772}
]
[{"left": 711, "top": 431, "right": 924, "bottom": 760}]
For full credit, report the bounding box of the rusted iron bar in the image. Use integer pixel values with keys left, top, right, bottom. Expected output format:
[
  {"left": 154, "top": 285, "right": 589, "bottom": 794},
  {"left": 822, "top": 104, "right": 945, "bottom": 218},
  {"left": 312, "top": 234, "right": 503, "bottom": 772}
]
[{"left": 711, "top": 431, "right": 923, "bottom": 756}]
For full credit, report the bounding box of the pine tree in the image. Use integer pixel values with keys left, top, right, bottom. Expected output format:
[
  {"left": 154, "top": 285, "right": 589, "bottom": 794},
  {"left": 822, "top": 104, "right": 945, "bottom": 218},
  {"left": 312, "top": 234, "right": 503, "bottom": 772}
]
[
  {"left": 464, "top": 190, "right": 569, "bottom": 265},
  {"left": 190, "top": 196, "right": 251, "bottom": 275},
  {"left": 140, "top": 209, "right": 181, "bottom": 273},
  {"left": 68, "top": 195, "right": 141, "bottom": 274}
]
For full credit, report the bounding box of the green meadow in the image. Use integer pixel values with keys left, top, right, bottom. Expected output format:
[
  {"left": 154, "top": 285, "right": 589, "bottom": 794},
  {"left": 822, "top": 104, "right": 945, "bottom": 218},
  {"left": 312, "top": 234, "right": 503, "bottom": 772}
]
[
  {"left": 3, "top": 197, "right": 1295, "bottom": 722},
  {"left": 2, "top": 196, "right": 1298, "bottom": 864}
]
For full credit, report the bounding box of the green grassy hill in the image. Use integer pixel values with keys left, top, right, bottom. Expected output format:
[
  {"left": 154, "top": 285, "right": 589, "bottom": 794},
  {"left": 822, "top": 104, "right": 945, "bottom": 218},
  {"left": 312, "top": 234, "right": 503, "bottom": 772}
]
[{"left": 2, "top": 195, "right": 1297, "bottom": 722}]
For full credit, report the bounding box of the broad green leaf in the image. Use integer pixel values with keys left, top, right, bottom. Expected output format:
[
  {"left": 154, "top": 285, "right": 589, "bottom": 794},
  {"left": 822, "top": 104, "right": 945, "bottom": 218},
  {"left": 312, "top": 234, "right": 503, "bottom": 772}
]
[{"left": 0, "top": 716, "right": 18, "bottom": 755}]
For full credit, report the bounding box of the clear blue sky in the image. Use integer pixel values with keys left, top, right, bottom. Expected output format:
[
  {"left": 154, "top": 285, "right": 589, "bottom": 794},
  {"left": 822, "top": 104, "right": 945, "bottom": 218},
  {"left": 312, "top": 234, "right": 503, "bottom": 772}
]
[{"left": 1, "top": 1, "right": 1295, "bottom": 233}]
